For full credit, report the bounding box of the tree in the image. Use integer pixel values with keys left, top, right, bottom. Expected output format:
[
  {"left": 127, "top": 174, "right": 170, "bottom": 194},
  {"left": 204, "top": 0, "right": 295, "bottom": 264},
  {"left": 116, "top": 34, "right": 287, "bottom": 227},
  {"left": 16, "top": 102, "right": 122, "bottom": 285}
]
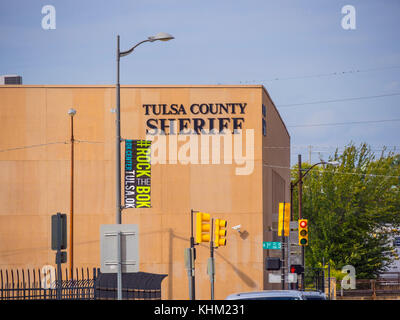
[{"left": 292, "top": 143, "right": 400, "bottom": 279}]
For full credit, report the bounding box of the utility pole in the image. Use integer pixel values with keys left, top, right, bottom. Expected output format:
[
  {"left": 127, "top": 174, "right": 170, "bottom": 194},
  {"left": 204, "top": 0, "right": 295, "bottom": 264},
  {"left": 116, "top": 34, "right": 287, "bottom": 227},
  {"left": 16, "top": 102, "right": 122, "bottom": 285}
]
[{"left": 298, "top": 154, "right": 305, "bottom": 290}]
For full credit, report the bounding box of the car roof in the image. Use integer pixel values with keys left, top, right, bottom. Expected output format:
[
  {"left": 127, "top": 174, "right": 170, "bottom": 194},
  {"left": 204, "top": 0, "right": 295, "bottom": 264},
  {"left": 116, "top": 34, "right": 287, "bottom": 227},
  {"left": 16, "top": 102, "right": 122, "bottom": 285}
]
[
  {"left": 301, "top": 291, "right": 325, "bottom": 295},
  {"left": 225, "top": 290, "right": 304, "bottom": 300},
  {"left": 301, "top": 291, "right": 327, "bottom": 299}
]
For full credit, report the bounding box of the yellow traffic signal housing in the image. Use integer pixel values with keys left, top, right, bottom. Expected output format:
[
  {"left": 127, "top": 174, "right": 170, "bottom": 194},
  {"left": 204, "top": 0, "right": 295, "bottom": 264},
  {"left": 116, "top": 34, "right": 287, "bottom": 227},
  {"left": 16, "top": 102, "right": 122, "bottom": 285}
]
[
  {"left": 278, "top": 202, "right": 290, "bottom": 237},
  {"left": 214, "top": 219, "right": 227, "bottom": 247},
  {"left": 298, "top": 219, "right": 308, "bottom": 246},
  {"left": 196, "top": 212, "right": 211, "bottom": 243}
]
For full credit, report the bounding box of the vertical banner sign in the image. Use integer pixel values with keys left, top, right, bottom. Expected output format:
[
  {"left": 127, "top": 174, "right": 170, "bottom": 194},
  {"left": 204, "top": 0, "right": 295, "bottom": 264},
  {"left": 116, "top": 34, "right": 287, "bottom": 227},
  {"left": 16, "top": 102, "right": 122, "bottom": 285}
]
[
  {"left": 124, "top": 139, "right": 152, "bottom": 208},
  {"left": 278, "top": 202, "right": 290, "bottom": 237}
]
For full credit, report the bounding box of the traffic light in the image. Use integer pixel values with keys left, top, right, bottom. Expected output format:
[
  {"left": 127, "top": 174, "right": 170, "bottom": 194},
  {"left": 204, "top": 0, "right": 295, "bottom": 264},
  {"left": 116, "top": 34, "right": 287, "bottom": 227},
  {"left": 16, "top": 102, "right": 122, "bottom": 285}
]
[
  {"left": 196, "top": 212, "right": 211, "bottom": 243},
  {"left": 278, "top": 202, "right": 290, "bottom": 237},
  {"left": 298, "top": 219, "right": 308, "bottom": 246},
  {"left": 214, "top": 219, "right": 227, "bottom": 247},
  {"left": 290, "top": 264, "right": 304, "bottom": 274}
]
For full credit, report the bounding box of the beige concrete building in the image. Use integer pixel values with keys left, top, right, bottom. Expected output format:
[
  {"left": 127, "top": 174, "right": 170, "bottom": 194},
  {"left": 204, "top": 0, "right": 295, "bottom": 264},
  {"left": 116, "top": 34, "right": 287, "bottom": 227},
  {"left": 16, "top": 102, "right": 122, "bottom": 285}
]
[{"left": 0, "top": 85, "right": 290, "bottom": 299}]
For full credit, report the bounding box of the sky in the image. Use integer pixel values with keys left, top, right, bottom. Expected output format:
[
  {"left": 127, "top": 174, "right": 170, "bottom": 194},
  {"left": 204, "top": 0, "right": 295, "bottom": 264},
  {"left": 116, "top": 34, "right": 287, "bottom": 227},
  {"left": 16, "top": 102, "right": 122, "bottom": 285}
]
[{"left": 1, "top": 0, "right": 399, "bottom": 165}]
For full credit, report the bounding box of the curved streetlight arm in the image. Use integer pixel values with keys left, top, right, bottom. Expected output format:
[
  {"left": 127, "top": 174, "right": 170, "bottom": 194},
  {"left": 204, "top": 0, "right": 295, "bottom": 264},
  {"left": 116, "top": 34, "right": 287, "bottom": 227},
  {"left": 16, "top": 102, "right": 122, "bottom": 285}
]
[
  {"left": 291, "top": 161, "right": 327, "bottom": 188},
  {"left": 119, "top": 39, "right": 151, "bottom": 57}
]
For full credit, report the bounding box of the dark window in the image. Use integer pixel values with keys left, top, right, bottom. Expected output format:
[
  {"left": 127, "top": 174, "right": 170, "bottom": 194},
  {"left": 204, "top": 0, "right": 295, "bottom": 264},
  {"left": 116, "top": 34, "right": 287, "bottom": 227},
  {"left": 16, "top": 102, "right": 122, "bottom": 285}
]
[{"left": 262, "top": 118, "right": 267, "bottom": 136}]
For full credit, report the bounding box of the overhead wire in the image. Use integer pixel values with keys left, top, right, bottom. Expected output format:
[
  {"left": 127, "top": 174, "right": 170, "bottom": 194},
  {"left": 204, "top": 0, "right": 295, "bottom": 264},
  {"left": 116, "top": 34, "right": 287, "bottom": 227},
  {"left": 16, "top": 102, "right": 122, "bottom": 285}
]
[
  {"left": 0, "top": 140, "right": 105, "bottom": 154},
  {"left": 236, "top": 65, "right": 400, "bottom": 84},
  {"left": 263, "top": 163, "right": 400, "bottom": 179},
  {"left": 278, "top": 92, "right": 400, "bottom": 108},
  {"left": 0, "top": 141, "right": 68, "bottom": 153},
  {"left": 287, "top": 118, "right": 400, "bottom": 128}
]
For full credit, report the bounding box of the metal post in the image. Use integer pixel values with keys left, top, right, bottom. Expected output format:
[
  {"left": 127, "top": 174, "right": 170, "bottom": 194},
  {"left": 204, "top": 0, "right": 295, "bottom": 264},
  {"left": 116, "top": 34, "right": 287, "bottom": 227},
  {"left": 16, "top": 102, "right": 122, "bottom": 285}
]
[
  {"left": 281, "top": 202, "right": 285, "bottom": 290},
  {"left": 290, "top": 183, "right": 294, "bottom": 221},
  {"left": 184, "top": 248, "right": 194, "bottom": 300},
  {"left": 210, "top": 219, "right": 215, "bottom": 300},
  {"left": 289, "top": 183, "right": 296, "bottom": 290},
  {"left": 328, "top": 261, "right": 331, "bottom": 300},
  {"left": 298, "top": 155, "right": 303, "bottom": 220},
  {"left": 69, "top": 114, "right": 74, "bottom": 278},
  {"left": 298, "top": 154, "right": 305, "bottom": 290},
  {"left": 56, "top": 213, "right": 62, "bottom": 300},
  {"left": 116, "top": 35, "right": 122, "bottom": 225},
  {"left": 117, "top": 231, "right": 122, "bottom": 300},
  {"left": 189, "top": 209, "right": 196, "bottom": 300}
]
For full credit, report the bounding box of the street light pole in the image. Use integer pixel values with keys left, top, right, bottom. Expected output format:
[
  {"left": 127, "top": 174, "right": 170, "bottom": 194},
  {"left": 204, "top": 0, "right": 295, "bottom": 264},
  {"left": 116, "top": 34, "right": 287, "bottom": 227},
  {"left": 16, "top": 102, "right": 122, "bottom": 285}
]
[
  {"left": 298, "top": 154, "right": 303, "bottom": 220},
  {"left": 116, "top": 35, "right": 122, "bottom": 224},
  {"left": 291, "top": 155, "right": 339, "bottom": 290},
  {"left": 68, "top": 108, "right": 76, "bottom": 278},
  {"left": 115, "top": 33, "right": 174, "bottom": 225}
]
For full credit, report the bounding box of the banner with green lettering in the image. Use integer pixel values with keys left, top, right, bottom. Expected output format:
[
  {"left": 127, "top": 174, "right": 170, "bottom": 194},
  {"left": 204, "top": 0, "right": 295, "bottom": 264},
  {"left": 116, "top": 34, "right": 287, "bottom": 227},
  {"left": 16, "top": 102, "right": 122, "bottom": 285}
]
[{"left": 124, "top": 139, "right": 151, "bottom": 208}]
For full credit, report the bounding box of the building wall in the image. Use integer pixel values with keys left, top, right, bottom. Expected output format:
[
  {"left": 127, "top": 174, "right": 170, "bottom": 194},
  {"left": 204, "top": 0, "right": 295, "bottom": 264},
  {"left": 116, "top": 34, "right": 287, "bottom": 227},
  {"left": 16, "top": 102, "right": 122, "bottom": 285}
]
[
  {"left": 0, "top": 85, "right": 290, "bottom": 299},
  {"left": 261, "top": 88, "right": 291, "bottom": 289}
]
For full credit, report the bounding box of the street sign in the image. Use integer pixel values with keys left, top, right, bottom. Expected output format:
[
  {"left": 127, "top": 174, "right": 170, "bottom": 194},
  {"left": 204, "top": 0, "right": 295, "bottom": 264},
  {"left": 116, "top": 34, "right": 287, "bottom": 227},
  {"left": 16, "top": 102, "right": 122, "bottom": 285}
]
[
  {"left": 263, "top": 241, "right": 282, "bottom": 250},
  {"left": 268, "top": 272, "right": 298, "bottom": 283},
  {"left": 100, "top": 224, "right": 139, "bottom": 273}
]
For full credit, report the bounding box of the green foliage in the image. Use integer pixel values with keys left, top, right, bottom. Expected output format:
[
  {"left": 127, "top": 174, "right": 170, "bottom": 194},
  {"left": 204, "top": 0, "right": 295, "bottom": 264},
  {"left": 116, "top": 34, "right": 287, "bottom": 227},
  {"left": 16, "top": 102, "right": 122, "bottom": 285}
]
[{"left": 292, "top": 143, "right": 400, "bottom": 279}]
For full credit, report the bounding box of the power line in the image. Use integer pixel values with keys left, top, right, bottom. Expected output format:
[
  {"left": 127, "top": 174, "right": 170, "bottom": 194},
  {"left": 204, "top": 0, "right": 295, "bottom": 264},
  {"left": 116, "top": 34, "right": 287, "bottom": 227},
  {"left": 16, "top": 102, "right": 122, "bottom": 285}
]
[
  {"left": 0, "top": 141, "right": 68, "bottom": 153},
  {"left": 263, "top": 163, "right": 400, "bottom": 179},
  {"left": 264, "top": 145, "right": 400, "bottom": 149},
  {"left": 288, "top": 118, "right": 400, "bottom": 128},
  {"left": 278, "top": 92, "right": 400, "bottom": 108},
  {"left": 75, "top": 140, "right": 104, "bottom": 144},
  {"left": 0, "top": 140, "right": 104, "bottom": 154},
  {"left": 238, "top": 65, "right": 400, "bottom": 84}
]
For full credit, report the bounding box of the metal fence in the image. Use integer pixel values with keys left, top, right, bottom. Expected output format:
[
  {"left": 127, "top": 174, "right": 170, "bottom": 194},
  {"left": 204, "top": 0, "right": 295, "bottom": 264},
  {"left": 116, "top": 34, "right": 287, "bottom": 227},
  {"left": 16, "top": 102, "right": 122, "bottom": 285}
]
[
  {"left": 339, "top": 272, "right": 400, "bottom": 299},
  {"left": 0, "top": 267, "right": 96, "bottom": 300},
  {"left": 0, "top": 267, "right": 166, "bottom": 300},
  {"left": 304, "top": 267, "right": 326, "bottom": 292}
]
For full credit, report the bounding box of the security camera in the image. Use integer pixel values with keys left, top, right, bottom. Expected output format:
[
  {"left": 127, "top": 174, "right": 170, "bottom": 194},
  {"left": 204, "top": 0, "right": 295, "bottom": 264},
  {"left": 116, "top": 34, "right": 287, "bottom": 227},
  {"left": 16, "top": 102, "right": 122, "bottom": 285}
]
[{"left": 232, "top": 225, "right": 242, "bottom": 233}]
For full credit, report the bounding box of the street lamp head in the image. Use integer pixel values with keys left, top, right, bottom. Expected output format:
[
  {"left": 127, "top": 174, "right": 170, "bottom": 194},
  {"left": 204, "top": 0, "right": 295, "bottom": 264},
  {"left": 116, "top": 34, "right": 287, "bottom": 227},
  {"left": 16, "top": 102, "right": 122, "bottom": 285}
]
[
  {"left": 326, "top": 160, "right": 340, "bottom": 167},
  {"left": 148, "top": 32, "right": 174, "bottom": 42},
  {"left": 68, "top": 108, "right": 77, "bottom": 116}
]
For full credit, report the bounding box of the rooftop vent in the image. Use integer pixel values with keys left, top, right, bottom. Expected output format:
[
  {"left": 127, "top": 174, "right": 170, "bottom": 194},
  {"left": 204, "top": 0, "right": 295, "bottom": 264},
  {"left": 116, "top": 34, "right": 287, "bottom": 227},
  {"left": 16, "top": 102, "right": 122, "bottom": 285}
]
[{"left": 0, "top": 75, "right": 23, "bottom": 85}]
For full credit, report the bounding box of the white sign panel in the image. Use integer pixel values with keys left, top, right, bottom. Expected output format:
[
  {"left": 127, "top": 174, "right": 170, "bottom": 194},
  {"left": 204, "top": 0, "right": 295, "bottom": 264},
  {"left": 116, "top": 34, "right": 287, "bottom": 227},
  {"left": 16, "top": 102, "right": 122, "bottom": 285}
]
[
  {"left": 268, "top": 272, "right": 298, "bottom": 283},
  {"left": 100, "top": 224, "right": 139, "bottom": 273}
]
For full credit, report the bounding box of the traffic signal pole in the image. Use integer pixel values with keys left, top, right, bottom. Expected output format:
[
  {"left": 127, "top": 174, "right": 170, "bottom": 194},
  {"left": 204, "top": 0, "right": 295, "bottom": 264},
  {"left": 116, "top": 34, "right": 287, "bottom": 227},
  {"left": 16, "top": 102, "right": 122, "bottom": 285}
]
[
  {"left": 189, "top": 209, "right": 196, "bottom": 300},
  {"left": 298, "top": 154, "right": 305, "bottom": 290},
  {"left": 281, "top": 202, "right": 286, "bottom": 290},
  {"left": 209, "top": 218, "right": 215, "bottom": 300}
]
